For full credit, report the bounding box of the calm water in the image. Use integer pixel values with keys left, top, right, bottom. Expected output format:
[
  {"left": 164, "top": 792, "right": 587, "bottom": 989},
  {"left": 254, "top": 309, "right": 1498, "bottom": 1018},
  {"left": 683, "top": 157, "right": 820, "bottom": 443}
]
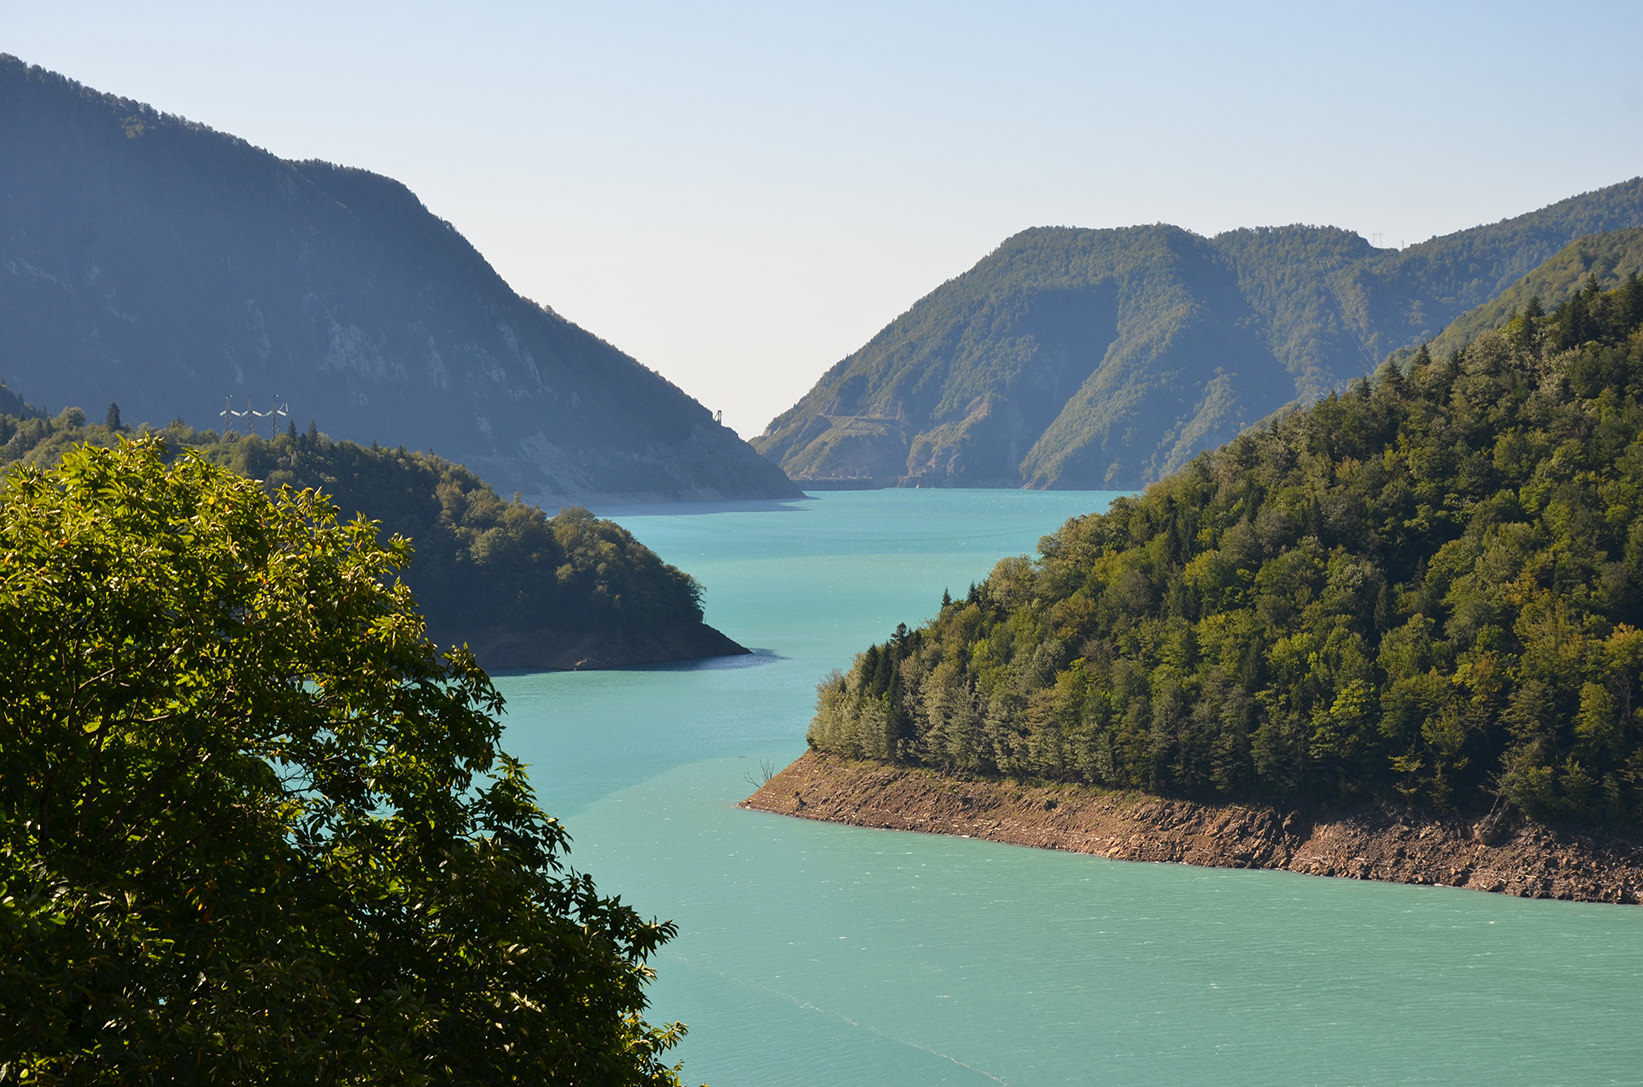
[{"left": 495, "top": 490, "right": 1643, "bottom": 1087}]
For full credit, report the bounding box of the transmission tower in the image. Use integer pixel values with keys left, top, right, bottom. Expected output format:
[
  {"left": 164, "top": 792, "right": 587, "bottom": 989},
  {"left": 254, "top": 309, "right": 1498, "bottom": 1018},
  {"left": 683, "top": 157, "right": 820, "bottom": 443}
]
[
  {"left": 219, "top": 395, "right": 249, "bottom": 433},
  {"left": 250, "top": 395, "right": 290, "bottom": 439}
]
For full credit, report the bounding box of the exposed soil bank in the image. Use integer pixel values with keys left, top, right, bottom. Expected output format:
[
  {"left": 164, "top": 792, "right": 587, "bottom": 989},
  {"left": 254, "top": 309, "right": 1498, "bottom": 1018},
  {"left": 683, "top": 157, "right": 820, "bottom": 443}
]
[
  {"left": 451, "top": 621, "right": 749, "bottom": 671},
  {"left": 742, "top": 751, "right": 1643, "bottom": 905}
]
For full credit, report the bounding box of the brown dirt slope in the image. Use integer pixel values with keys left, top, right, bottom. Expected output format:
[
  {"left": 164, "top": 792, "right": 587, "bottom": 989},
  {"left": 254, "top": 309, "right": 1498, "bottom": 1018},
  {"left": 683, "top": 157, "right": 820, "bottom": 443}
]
[{"left": 742, "top": 751, "right": 1643, "bottom": 904}]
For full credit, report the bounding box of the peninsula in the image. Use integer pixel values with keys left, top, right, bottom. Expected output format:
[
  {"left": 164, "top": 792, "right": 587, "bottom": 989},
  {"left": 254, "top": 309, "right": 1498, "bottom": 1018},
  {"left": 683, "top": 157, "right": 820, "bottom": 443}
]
[{"left": 756, "top": 275, "right": 1643, "bottom": 902}]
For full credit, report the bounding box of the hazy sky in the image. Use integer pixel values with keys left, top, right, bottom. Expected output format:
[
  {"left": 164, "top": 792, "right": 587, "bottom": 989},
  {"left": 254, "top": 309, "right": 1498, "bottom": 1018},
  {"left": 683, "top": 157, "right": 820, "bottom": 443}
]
[{"left": 8, "top": 1, "right": 1643, "bottom": 437}]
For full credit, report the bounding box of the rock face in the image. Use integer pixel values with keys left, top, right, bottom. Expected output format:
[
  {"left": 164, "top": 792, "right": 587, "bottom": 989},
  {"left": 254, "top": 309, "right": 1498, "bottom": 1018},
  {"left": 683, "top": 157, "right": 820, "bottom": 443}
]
[
  {"left": 0, "top": 55, "right": 799, "bottom": 506},
  {"left": 744, "top": 752, "right": 1643, "bottom": 905},
  {"left": 755, "top": 181, "right": 1643, "bottom": 490}
]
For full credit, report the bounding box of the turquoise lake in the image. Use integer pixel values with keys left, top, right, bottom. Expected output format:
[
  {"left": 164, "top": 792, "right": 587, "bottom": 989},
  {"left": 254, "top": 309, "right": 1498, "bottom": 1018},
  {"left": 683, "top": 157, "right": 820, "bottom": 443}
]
[{"left": 493, "top": 489, "right": 1643, "bottom": 1087}]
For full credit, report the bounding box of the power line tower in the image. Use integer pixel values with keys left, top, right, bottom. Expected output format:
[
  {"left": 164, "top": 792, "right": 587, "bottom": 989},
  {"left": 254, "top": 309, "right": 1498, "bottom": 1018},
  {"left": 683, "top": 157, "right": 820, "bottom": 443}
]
[
  {"left": 250, "top": 395, "right": 290, "bottom": 439},
  {"left": 219, "top": 395, "right": 249, "bottom": 434}
]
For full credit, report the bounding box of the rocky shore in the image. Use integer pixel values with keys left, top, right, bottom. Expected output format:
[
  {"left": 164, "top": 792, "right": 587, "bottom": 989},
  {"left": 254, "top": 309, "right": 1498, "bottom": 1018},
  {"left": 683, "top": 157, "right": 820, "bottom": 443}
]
[{"left": 742, "top": 751, "right": 1643, "bottom": 905}]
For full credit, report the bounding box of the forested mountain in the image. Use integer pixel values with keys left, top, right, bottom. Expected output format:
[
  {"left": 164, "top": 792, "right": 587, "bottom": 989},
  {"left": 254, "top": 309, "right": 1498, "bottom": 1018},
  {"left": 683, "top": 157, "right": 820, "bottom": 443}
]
[
  {"left": 808, "top": 277, "right": 1643, "bottom": 827},
  {"left": 1388, "top": 228, "right": 1643, "bottom": 368},
  {"left": 0, "top": 55, "right": 797, "bottom": 505},
  {"left": 0, "top": 410, "right": 746, "bottom": 670},
  {"left": 756, "top": 180, "right": 1643, "bottom": 489}
]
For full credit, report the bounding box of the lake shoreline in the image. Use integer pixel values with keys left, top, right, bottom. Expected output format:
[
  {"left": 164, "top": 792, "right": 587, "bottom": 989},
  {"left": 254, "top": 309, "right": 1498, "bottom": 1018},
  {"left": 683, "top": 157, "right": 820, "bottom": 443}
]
[
  {"left": 452, "top": 620, "right": 749, "bottom": 672},
  {"left": 742, "top": 751, "right": 1643, "bottom": 905}
]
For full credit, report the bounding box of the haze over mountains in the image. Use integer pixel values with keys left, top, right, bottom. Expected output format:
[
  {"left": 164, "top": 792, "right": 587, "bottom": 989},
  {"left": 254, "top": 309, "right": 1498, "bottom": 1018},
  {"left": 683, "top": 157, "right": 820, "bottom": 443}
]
[
  {"left": 0, "top": 56, "right": 798, "bottom": 505},
  {"left": 756, "top": 179, "right": 1643, "bottom": 490},
  {"left": 9, "top": 53, "right": 1643, "bottom": 507}
]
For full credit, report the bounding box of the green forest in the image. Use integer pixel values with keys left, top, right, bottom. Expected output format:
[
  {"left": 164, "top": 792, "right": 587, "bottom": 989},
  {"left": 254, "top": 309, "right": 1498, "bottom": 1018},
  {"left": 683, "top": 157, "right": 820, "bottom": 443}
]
[
  {"left": 756, "top": 180, "right": 1643, "bottom": 492},
  {"left": 1387, "top": 227, "right": 1643, "bottom": 370},
  {"left": 0, "top": 409, "right": 713, "bottom": 662},
  {"left": 810, "top": 274, "right": 1643, "bottom": 827}
]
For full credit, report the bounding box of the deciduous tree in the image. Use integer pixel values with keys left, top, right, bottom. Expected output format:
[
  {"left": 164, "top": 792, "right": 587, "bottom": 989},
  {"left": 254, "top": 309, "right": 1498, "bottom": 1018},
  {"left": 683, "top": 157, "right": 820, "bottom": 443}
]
[{"left": 0, "top": 438, "right": 686, "bottom": 1084}]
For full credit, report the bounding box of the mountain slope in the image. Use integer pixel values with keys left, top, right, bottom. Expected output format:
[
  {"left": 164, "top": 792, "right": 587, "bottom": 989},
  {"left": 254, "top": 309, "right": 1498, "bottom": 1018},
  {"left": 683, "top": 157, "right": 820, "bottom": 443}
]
[
  {"left": 807, "top": 279, "right": 1643, "bottom": 827},
  {"left": 757, "top": 179, "right": 1643, "bottom": 489},
  {"left": 759, "top": 225, "right": 1293, "bottom": 487},
  {"left": 1389, "top": 227, "right": 1643, "bottom": 366},
  {"left": 0, "top": 55, "right": 798, "bottom": 505}
]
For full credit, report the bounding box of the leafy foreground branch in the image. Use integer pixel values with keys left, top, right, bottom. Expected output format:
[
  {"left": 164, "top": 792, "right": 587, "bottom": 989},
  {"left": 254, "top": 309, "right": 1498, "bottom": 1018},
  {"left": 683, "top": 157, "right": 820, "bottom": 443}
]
[{"left": 0, "top": 439, "right": 687, "bottom": 1084}]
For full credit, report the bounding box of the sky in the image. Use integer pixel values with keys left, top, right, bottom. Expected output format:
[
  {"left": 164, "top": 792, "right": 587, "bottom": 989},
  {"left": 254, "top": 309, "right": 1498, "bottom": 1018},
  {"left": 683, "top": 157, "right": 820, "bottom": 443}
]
[{"left": 7, "top": 1, "right": 1643, "bottom": 438}]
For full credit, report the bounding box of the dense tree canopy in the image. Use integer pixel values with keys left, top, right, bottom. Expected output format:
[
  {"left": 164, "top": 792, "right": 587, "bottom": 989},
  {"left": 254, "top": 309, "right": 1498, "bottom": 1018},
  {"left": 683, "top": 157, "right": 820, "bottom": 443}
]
[
  {"left": 1387, "top": 228, "right": 1643, "bottom": 368},
  {"left": 811, "top": 276, "right": 1643, "bottom": 826},
  {"left": 0, "top": 416, "right": 714, "bottom": 665},
  {"left": 0, "top": 439, "right": 687, "bottom": 1083}
]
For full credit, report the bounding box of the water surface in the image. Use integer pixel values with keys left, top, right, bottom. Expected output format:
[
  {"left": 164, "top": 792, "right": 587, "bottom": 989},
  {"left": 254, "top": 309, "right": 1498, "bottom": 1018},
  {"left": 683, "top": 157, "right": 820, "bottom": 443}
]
[{"left": 496, "top": 490, "right": 1643, "bottom": 1087}]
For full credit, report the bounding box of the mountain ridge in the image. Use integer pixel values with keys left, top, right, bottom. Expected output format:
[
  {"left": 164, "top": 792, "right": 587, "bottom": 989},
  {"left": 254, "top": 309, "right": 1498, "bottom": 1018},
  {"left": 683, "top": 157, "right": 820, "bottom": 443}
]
[
  {"left": 757, "top": 178, "right": 1643, "bottom": 489},
  {"left": 1388, "top": 227, "right": 1643, "bottom": 368},
  {"left": 0, "top": 54, "right": 799, "bottom": 506}
]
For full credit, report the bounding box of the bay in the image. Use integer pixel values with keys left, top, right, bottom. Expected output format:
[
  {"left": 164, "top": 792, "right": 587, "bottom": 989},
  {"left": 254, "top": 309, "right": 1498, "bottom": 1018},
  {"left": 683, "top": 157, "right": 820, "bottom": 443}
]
[{"left": 494, "top": 490, "right": 1643, "bottom": 1087}]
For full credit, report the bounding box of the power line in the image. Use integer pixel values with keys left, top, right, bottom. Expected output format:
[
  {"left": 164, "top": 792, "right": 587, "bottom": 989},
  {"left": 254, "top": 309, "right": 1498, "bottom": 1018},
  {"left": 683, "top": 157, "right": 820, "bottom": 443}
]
[{"left": 222, "top": 394, "right": 290, "bottom": 437}]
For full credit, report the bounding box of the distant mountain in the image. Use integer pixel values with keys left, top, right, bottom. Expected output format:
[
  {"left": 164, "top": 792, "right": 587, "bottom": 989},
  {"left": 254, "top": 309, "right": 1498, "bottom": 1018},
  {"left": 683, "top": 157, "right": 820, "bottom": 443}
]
[
  {"left": 756, "top": 179, "right": 1643, "bottom": 489},
  {"left": 0, "top": 55, "right": 798, "bottom": 505}
]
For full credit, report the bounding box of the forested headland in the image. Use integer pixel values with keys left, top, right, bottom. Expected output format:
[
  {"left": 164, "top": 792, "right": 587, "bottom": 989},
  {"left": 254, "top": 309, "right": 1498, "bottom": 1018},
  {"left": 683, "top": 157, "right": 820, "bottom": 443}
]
[
  {"left": 0, "top": 408, "right": 745, "bottom": 670},
  {"left": 806, "top": 275, "right": 1643, "bottom": 829}
]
